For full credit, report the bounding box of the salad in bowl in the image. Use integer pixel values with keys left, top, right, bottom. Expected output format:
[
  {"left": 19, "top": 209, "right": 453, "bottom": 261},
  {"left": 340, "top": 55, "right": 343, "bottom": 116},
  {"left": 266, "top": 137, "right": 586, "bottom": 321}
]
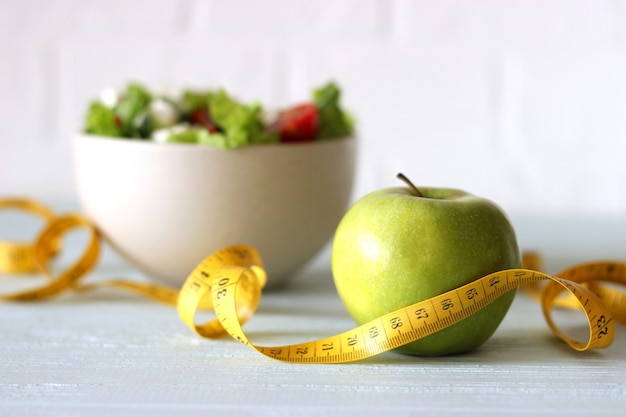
[{"left": 84, "top": 81, "right": 354, "bottom": 149}]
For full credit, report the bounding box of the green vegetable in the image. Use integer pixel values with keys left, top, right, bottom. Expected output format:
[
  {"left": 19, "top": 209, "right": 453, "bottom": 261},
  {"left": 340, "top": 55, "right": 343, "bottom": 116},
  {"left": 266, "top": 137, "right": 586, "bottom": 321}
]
[
  {"left": 165, "top": 128, "right": 201, "bottom": 144},
  {"left": 208, "top": 90, "right": 278, "bottom": 149},
  {"left": 85, "top": 102, "right": 123, "bottom": 137},
  {"left": 133, "top": 112, "right": 153, "bottom": 138},
  {"left": 166, "top": 90, "right": 279, "bottom": 149},
  {"left": 167, "top": 128, "right": 234, "bottom": 149},
  {"left": 115, "top": 83, "right": 152, "bottom": 138},
  {"left": 313, "top": 82, "right": 354, "bottom": 140},
  {"left": 84, "top": 83, "right": 153, "bottom": 138},
  {"left": 196, "top": 131, "right": 230, "bottom": 148},
  {"left": 181, "top": 90, "right": 213, "bottom": 113}
]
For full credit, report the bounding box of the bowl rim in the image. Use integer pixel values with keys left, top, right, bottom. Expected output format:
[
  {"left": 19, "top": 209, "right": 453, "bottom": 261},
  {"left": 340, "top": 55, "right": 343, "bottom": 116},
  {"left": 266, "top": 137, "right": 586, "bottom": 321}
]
[{"left": 75, "top": 132, "right": 356, "bottom": 153}]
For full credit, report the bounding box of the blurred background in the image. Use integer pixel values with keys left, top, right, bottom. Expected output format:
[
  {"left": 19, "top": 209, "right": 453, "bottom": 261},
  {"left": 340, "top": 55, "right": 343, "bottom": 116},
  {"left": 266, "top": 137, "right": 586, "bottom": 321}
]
[{"left": 1, "top": 0, "right": 625, "bottom": 222}]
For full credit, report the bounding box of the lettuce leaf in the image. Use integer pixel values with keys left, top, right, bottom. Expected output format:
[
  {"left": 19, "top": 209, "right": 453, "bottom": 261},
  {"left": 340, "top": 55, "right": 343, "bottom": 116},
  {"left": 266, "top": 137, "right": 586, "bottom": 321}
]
[
  {"left": 166, "top": 128, "right": 203, "bottom": 144},
  {"left": 115, "top": 83, "right": 152, "bottom": 137},
  {"left": 313, "top": 82, "right": 354, "bottom": 139},
  {"left": 209, "top": 90, "right": 278, "bottom": 149},
  {"left": 181, "top": 90, "right": 214, "bottom": 113},
  {"left": 84, "top": 83, "right": 152, "bottom": 138},
  {"left": 166, "top": 127, "right": 231, "bottom": 149},
  {"left": 85, "top": 102, "right": 123, "bottom": 137}
]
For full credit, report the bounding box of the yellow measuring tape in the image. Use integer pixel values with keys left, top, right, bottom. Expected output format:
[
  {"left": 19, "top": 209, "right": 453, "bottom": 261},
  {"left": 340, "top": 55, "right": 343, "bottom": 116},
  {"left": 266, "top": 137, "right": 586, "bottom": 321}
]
[{"left": 1, "top": 198, "right": 625, "bottom": 363}]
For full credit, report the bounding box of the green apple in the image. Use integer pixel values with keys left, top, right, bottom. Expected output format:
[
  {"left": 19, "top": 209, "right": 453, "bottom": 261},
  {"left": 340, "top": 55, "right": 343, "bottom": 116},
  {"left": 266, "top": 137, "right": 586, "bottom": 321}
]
[{"left": 331, "top": 174, "right": 521, "bottom": 356}]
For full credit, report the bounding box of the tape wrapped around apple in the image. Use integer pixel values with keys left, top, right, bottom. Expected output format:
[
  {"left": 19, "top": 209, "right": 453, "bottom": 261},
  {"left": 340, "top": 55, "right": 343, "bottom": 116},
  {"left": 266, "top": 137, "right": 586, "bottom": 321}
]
[{"left": 331, "top": 173, "right": 521, "bottom": 356}]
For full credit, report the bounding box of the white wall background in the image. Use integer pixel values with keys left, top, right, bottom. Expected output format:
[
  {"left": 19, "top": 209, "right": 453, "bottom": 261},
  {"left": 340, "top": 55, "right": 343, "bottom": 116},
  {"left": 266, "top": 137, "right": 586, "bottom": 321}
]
[{"left": 2, "top": 0, "right": 626, "bottom": 221}]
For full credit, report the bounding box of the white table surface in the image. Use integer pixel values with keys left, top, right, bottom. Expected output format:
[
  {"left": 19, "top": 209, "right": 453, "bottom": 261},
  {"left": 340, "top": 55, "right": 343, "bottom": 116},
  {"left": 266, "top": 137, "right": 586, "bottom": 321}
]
[{"left": 1, "top": 213, "right": 625, "bottom": 417}]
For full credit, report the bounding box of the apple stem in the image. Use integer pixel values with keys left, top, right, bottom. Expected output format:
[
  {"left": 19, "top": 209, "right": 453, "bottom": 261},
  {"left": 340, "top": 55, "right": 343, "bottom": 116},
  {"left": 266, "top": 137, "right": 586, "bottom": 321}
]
[{"left": 397, "top": 173, "right": 423, "bottom": 197}]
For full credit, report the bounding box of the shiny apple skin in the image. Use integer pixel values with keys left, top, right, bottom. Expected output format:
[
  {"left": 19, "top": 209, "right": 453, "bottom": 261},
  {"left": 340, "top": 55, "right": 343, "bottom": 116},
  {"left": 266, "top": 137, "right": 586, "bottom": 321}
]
[{"left": 332, "top": 187, "right": 521, "bottom": 356}]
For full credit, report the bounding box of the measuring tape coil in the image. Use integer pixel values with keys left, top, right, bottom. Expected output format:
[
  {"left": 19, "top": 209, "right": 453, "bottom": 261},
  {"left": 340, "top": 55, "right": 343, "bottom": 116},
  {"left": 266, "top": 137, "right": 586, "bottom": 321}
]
[{"left": 1, "top": 198, "right": 625, "bottom": 363}]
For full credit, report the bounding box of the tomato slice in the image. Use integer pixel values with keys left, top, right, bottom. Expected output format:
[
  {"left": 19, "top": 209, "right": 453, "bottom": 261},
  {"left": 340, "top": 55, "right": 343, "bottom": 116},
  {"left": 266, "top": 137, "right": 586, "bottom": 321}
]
[
  {"left": 190, "top": 107, "right": 220, "bottom": 133},
  {"left": 274, "top": 103, "right": 319, "bottom": 143}
]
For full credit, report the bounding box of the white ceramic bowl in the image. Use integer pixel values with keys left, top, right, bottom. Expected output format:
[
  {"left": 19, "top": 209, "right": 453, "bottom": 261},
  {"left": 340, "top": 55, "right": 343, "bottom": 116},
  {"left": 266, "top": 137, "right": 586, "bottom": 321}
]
[{"left": 72, "top": 134, "right": 356, "bottom": 288}]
